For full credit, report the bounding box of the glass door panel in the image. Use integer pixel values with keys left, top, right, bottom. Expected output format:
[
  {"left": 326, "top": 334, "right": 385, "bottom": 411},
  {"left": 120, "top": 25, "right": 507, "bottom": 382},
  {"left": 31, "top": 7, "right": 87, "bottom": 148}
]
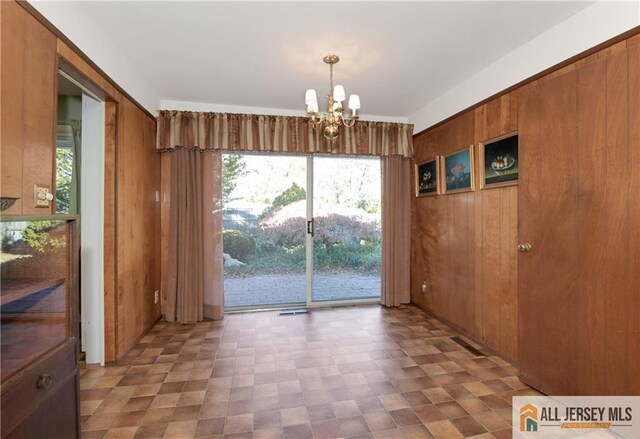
[
  {"left": 222, "top": 153, "right": 308, "bottom": 308},
  {"left": 1, "top": 218, "right": 76, "bottom": 382},
  {"left": 311, "top": 156, "right": 382, "bottom": 302}
]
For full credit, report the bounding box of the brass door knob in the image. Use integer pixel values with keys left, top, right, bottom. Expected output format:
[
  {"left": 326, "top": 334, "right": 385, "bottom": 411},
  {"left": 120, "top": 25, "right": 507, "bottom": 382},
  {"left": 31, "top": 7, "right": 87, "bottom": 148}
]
[
  {"left": 36, "top": 374, "right": 52, "bottom": 389},
  {"left": 517, "top": 242, "right": 532, "bottom": 253}
]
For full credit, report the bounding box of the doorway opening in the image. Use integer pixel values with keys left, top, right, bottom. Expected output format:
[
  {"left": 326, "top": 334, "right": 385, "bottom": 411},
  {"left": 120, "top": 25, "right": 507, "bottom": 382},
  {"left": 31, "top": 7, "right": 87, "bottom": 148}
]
[
  {"left": 222, "top": 153, "right": 381, "bottom": 309},
  {"left": 55, "top": 71, "right": 105, "bottom": 365}
]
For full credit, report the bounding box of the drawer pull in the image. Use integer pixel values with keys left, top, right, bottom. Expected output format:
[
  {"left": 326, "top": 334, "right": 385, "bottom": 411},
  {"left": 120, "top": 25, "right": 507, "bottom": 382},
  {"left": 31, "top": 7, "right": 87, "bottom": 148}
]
[{"left": 36, "top": 374, "right": 53, "bottom": 389}]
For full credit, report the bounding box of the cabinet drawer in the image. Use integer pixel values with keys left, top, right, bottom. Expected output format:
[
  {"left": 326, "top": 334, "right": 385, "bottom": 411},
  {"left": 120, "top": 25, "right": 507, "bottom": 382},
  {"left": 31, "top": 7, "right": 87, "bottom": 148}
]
[{"left": 1, "top": 340, "right": 78, "bottom": 436}]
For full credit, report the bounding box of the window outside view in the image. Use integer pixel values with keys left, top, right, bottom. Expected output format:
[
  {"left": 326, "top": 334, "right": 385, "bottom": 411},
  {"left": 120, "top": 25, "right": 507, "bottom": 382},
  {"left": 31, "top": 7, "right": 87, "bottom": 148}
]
[{"left": 222, "top": 153, "right": 381, "bottom": 308}]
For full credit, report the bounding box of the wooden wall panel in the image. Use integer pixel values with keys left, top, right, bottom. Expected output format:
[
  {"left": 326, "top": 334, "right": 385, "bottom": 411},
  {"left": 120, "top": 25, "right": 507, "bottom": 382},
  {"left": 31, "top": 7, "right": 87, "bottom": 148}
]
[
  {"left": 103, "top": 102, "right": 118, "bottom": 363},
  {"left": 628, "top": 43, "right": 640, "bottom": 393},
  {"left": 412, "top": 33, "right": 639, "bottom": 374},
  {"left": 411, "top": 92, "right": 519, "bottom": 361},
  {"left": 539, "top": 70, "right": 580, "bottom": 394},
  {"left": 0, "top": 1, "right": 25, "bottom": 213},
  {"left": 0, "top": 1, "right": 56, "bottom": 214},
  {"left": 1, "top": 1, "right": 161, "bottom": 362},
  {"left": 575, "top": 56, "right": 607, "bottom": 394},
  {"left": 517, "top": 81, "right": 543, "bottom": 381},
  {"left": 118, "top": 99, "right": 161, "bottom": 356},
  {"left": 604, "top": 50, "right": 630, "bottom": 395},
  {"left": 21, "top": 11, "right": 56, "bottom": 215}
]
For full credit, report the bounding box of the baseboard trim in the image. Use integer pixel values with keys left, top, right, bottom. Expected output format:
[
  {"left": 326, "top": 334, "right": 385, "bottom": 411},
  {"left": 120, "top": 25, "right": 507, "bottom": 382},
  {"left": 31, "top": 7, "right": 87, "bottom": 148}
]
[
  {"left": 409, "top": 304, "right": 519, "bottom": 367},
  {"left": 115, "top": 314, "right": 163, "bottom": 364}
]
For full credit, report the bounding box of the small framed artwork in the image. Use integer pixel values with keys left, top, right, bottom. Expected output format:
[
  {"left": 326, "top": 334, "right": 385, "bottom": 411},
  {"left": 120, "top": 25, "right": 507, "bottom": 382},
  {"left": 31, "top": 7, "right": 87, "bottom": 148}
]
[
  {"left": 442, "top": 145, "right": 475, "bottom": 194},
  {"left": 415, "top": 157, "right": 440, "bottom": 197},
  {"left": 479, "top": 132, "right": 519, "bottom": 189}
]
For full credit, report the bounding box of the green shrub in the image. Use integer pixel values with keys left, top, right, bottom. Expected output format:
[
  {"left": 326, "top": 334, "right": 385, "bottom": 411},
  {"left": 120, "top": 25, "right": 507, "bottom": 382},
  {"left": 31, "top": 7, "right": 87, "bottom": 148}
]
[
  {"left": 22, "top": 221, "right": 66, "bottom": 253},
  {"left": 314, "top": 241, "right": 381, "bottom": 272},
  {"left": 261, "top": 183, "right": 306, "bottom": 218},
  {"left": 272, "top": 182, "right": 306, "bottom": 209},
  {"left": 223, "top": 230, "right": 255, "bottom": 262}
]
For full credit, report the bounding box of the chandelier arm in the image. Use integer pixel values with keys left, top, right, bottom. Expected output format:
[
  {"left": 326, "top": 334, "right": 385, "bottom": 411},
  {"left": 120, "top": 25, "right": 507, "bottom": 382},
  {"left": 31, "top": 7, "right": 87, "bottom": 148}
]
[
  {"left": 310, "top": 114, "right": 325, "bottom": 129},
  {"left": 343, "top": 117, "right": 357, "bottom": 128}
]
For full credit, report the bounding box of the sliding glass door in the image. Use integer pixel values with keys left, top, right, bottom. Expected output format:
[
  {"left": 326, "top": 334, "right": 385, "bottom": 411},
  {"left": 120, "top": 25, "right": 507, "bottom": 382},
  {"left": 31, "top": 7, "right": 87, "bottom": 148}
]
[
  {"left": 222, "top": 153, "right": 381, "bottom": 309},
  {"left": 222, "top": 154, "right": 308, "bottom": 308},
  {"left": 310, "top": 156, "right": 381, "bottom": 303}
]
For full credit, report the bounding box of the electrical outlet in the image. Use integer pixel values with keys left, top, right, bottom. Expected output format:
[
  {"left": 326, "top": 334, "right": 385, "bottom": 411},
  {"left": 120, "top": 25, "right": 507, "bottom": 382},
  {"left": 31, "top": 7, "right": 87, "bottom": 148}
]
[
  {"left": 421, "top": 280, "right": 429, "bottom": 294},
  {"left": 154, "top": 290, "right": 159, "bottom": 304},
  {"left": 34, "top": 184, "right": 53, "bottom": 208}
]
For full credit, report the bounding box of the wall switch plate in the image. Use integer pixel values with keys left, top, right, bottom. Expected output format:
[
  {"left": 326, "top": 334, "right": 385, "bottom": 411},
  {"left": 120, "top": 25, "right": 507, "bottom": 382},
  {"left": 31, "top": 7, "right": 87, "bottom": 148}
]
[
  {"left": 154, "top": 290, "right": 159, "bottom": 304},
  {"left": 34, "top": 184, "right": 53, "bottom": 208},
  {"left": 421, "top": 280, "right": 429, "bottom": 294}
]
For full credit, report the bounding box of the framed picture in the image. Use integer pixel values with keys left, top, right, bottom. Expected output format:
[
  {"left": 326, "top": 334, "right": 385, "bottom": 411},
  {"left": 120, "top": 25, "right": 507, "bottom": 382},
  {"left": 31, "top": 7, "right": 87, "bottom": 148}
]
[
  {"left": 415, "top": 157, "right": 440, "bottom": 197},
  {"left": 442, "top": 145, "right": 474, "bottom": 194},
  {"left": 479, "top": 132, "right": 519, "bottom": 189}
]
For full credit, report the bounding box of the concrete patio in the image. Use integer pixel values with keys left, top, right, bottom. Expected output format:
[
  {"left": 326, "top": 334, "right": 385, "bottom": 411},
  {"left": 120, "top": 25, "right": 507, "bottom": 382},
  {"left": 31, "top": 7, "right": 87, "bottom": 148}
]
[{"left": 224, "top": 272, "right": 380, "bottom": 307}]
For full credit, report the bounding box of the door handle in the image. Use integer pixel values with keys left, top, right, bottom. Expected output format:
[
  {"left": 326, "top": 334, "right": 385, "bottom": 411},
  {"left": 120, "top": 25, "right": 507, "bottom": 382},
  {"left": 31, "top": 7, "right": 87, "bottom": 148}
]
[
  {"left": 307, "top": 219, "right": 314, "bottom": 237},
  {"left": 517, "top": 241, "right": 532, "bottom": 253},
  {"left": 36, "top": 374, "right": 53, "bottom": 390}
]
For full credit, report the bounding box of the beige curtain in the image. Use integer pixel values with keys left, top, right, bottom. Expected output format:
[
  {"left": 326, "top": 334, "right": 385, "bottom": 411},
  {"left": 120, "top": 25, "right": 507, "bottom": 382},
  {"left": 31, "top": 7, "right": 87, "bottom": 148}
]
[
  {"left": 166, "top": 149, "right": 224, "bottom": 323},
  {"left": 204, "top": 152, "right": 225, "bottom": 320},
  {"left": 157, "top": 111, "right": 413, "bottom": 158},
  {"left": 381, "top": 156, "right": 411, "bottom": 307}
]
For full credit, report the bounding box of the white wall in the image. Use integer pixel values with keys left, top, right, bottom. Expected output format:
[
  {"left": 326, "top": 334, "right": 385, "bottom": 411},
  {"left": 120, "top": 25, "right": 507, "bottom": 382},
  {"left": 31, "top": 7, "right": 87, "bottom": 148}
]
[
  {"left": 31, "top": 0, "right": 639, "bottom": 133},
  {"left": 30, "top": 1, "right": 160, "bottom": 113},
  {"left": 409, "top": 1, "right": 640, "bottom": 133}
]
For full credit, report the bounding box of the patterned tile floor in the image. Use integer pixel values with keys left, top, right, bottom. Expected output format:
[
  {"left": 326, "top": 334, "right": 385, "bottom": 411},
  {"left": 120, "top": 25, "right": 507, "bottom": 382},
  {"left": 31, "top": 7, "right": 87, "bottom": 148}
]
[{"left": 80, "top": 305, "right": 541, "bottom": 438}]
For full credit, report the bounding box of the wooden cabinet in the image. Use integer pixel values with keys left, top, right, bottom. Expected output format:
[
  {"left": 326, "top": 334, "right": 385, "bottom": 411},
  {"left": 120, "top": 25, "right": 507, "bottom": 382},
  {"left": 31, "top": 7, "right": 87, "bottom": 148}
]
[{"left": 1, "top": 217, "right": 80, "bottom": 438}]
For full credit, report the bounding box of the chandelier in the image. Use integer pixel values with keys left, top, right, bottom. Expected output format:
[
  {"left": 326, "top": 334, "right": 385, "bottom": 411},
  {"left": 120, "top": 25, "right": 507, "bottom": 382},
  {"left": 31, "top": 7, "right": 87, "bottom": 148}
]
[{"left": 305, "top": 54, "right": 360, "bottom": 141}]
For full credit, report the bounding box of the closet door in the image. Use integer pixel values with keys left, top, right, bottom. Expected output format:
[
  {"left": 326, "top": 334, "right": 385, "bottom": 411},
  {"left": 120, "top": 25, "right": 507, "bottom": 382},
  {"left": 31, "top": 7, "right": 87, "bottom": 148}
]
[{"left": 517, "top": 46, "right": 639, "bottom": 395}]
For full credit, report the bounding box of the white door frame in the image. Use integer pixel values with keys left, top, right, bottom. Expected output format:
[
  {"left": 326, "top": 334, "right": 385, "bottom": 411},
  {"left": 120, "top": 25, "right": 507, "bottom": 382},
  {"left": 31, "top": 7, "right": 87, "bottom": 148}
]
[
  {"left": 79, "top": 92, "right": 105, "bottom": 365},
  {"left": 304, "top": 154, "right": 380, "bottom": 308},
  {"left": 224, "top": 152, "right": 380, "bottom": 311}
]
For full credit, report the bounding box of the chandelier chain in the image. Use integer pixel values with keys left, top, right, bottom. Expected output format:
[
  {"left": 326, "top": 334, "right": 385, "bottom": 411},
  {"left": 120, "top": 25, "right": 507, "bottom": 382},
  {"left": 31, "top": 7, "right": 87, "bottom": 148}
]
[{"left": 329, "top": 63, "right": 334, "bottom": 93}]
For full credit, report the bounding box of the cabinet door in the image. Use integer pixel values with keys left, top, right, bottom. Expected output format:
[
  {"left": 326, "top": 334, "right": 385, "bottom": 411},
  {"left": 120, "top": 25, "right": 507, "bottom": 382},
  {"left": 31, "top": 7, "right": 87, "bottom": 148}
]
[
  {"left": 4, "top": 375, "right": 79, "bottom": 439},
  {"left": 1, "top": 342, "right": 79, "bottom": 438}
]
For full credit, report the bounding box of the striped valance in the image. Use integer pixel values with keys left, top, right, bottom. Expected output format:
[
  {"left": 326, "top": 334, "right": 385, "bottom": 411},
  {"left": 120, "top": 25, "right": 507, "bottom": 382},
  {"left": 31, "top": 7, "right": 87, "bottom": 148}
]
[{"left": 156, "top": 111, "right": 413, "bottom": 158}]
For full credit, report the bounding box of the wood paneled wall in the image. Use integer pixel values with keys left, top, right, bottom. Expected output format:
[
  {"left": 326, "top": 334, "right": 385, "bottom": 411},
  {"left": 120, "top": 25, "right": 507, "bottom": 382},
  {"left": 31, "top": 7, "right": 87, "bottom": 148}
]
[
  {"left": 1, "top": 1, "right": 161, "bottom": 363},
  {"left": 1, "top": 1, "right": 56, "bottom": 214},
  {"left": 56, "top": 41, "right": 162, "bottom": 362},
  {"left": 411, "top": 93, "right": 519, "bottom": 361},
  {"left": 116, "top": 99, "right": 161, "bottom": 356},
  {"left": 411, "top": 31, "right": 640, "bottom": 368}
]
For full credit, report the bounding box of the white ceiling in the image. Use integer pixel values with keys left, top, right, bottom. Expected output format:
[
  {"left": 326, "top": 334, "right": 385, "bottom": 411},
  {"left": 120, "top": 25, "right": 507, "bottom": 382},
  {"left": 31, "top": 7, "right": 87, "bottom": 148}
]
[{"left": 68, "top": 1, "right": 597, "bottom": 119}]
